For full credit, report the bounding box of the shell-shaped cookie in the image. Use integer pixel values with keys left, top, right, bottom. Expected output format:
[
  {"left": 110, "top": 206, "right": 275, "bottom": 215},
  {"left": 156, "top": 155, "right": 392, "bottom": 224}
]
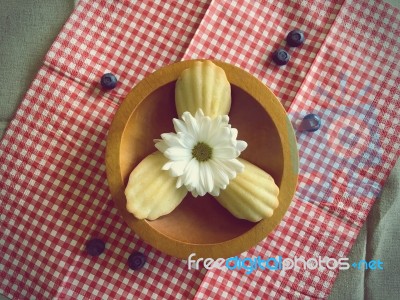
[
  {"left": 125, "top": 151, "right": 187, "bottom": 220},
  {"left": 175, "top": 60, "right": 231, "bottom": 118},
  {"left": 215, "top": 159, "right": 279, "bottom": 222}
]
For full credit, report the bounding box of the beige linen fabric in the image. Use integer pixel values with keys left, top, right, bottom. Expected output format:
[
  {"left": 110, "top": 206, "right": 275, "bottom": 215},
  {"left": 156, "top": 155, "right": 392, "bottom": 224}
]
[{"left": 0, "top": 0, "right": 74, "bottom": 138}]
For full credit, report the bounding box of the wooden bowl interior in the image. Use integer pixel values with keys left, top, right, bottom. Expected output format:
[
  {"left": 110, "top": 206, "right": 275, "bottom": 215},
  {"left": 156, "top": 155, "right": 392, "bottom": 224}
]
[{"left": 119, "top": 82, "right": 284, "bottom": 244}]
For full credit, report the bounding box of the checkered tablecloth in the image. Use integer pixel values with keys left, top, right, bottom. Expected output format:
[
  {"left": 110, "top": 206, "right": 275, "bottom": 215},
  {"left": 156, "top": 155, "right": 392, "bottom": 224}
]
[{"left": 1, "top": 0, "right": 399, "bottom": 299}]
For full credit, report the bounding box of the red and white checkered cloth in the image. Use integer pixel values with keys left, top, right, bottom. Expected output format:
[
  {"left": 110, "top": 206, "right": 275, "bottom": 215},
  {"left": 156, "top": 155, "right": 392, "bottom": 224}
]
[{"left": 1, "top": 0, "right": 399, "bottom": 299}]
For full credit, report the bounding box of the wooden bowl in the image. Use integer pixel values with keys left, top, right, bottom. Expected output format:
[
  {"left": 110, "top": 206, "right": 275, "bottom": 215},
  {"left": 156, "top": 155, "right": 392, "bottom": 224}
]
[{"left": 106, "top": 60, "right": 298, "bottom": 259}]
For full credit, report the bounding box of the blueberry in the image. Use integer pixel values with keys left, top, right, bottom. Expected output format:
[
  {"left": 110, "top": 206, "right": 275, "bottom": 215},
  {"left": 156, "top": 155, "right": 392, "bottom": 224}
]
[
  {"left": 85, "top": 238, "right": 106, "bottom": 256},
  {"left": 298, "top": 114, "right": 321, "bottom": 132},
  {"left": 272, "top": 49, "right": 290, "bottom": 66},
  {"left": 100, "top": 73, "right": 118, "bottom": 90},
  {"left": 286, "top": 29, "right": 305, "bottom": 47},
  {"left": 128, "top": 252, "right": 146, "bottom": 270}
]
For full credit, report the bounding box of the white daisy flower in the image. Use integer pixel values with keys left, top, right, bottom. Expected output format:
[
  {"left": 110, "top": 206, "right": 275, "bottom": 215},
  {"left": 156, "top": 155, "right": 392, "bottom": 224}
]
[{"left": 154, "top": 109, "right": 247, "bottom": 197}]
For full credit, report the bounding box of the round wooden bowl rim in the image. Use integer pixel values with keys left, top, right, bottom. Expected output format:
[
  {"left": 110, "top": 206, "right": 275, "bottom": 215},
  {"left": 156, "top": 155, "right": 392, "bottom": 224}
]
[{"left": 106, "top": 59, "right": 298, "bottom": 259}]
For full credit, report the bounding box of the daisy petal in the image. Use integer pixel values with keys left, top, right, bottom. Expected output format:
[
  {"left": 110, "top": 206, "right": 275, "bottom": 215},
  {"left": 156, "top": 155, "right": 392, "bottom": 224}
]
[
  {"left": 162, "top": 161, "right": 174, "bottom": 171},
  {"left": 164, "top": 147, "right": 192, "bottom": 161},
  {"left": 230, "top": 128, "right": 238, "bottom": 140},
  {"left": 161, "top": 132, "right": 188, "bottom": 148},
  {"left": 183, "top": 158, "right": 200, "bottom": 188},
  {"left": 173, "top": 118, "right": 187, "bottom": 133},
  {"left": 154, "top": 140, "right": 168, "bottom": 153},
  {"left": 208, "top": 159, "right": 230, "bottom": 187},
  {"left": 195, "top": 109, "right": 205, "bottom": 120},
  {"left": 236, "top": 140, "right": 248, "bottom": 153},
  {"left": 213, "top": 147, "right": 238, "bottom": 159},
  {"left": 199, "top": 162, "right": 214, "bottom": 194},
  {"left": 177, "top": 132, "right": 196, "bottom": 149},
  {"left": 176, "top": 177, "right": 184, "bottom": 188},
  {"left": 223, "top": 159, "right": 245, "bottom": 175},
  {"left": 198, "top": 116, "right": 212, "bottom": 142},
  {"left": 168, "top": 159, "right": 190, "bottom": 177},
  {"left": 212, "top": 158, "right": 237, "bottom": 179},
  {"left": 182, "top": 112, "right": 199, "bottom": 137},
  {"left": 191, "top": 189, "right": 199, "bottom": 198},
  {"left": 210, "top": 187, "right": 221, "bottom": 197}
]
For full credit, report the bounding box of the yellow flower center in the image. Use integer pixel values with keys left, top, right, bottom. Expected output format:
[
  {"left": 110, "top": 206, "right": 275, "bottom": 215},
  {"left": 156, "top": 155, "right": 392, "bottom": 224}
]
[{"left": 192, "top": 142, "right": 212, "bottom": 162}]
